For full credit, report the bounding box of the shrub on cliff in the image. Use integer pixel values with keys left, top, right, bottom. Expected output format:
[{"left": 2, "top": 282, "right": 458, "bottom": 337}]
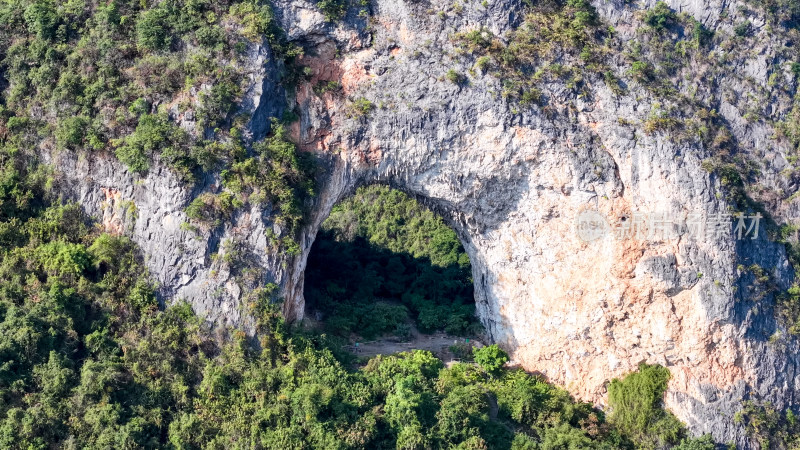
[
  {"left": 642, "top": 1, "right": 677, "bottom": 32},
  {"left": 113, "top": 112, "right": 189, "bottom": 176},
  {"left": 316, "top": 0, "right": 348, "bottom": 21},
  {"left": 608, "top": 363, "right": 686, "bottom": 448}
]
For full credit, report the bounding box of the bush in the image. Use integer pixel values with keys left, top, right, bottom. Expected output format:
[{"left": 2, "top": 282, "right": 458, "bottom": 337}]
[
  {"left": 475, "top": 56, "right": 492, "bottom": 72},
  {"left": 473, "top": 345, "right": 509, "bottom": 374},
  {"left": 629, "top": 60, "right": 654, "bottom": 82},
  {"left": 673, "top": 434, "right": 716, "bottom": 449},
  {"left": 136, "top": 6, "right": 172, "bottom": 51},
  {"left": 691, "top": 20, "right": 713, "bottom": 46},
  {"left": 114, "top": 113, "right": 188, "bottom": 175},
  {"left": 195, "top": 25, "right": 224, "bottom": 48},
  {"left": 198, "top": 79, "right": 242, "bottom": 127},
  {"left": 348, "top": 97, "right": 374, "bottom": 117},
  {"left": 37, "top": 241, "right": 91, "bottom": 277},
  {"left": 446, "top": 69, "right": 466, "bottom": 84},
  {"left": 643, "top": 1, "right": 676, "bottom": 31},
  {"left": 734, "top": 21, "right": 752, "bottom": 37},
  {"left": 228, "top": 1, "right": 278, "bottom": 42},
  {"left": 314, "top": 80, "right": 342, "bottom": 95},
  {"left": 608, "top": 363, "right": 686, "bottom": 448},
  {"left": 519, "top": 88, "right": 542, "bottom": 106},
  {"left": 55, "top": 116, "right": 90, "bottom": 149},
  {"left": 185, "top": 192, "right": 242, "bottom": 226},
  {"left": 317, "top": 0, "right": 348, "bottom": 21},
  {"left": 459, "top": 28, "right": 494, "bottom": 51}
]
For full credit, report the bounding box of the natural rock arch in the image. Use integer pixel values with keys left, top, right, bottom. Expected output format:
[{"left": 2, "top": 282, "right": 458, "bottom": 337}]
[
  {"left": 274, "top": 1, "right": 800, "bottom": 444},
  {"left": 48, "top": 0, "right": 800, "bottom": 447},
  {"left": 278, "top": 79, "right": 795, "bottom": 446}
]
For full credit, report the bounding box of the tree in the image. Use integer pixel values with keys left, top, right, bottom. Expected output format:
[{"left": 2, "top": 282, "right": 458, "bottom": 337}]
[
  {"left": 55, "top": 116, "right": 90, "bottom": 149},
  {"left": 436, "top": 385, "right": 488, "bottom": 445},
  {"left": 23, "top": 0, "right": 59, "bottom": 40},
  {"left": 385, "top": 375, "right": 436, "bottom": 449},
  {"left": 136, "top": 6, "right": 171, "bottom": 51},
  {"left": 473, "top": 345, "right": 509, "bottom": 375}
]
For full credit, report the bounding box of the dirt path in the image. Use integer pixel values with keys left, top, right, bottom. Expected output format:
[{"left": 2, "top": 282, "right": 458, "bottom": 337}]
[
  {"left": 347, "top": 331, "right": 483, "bottom": 363},
  {"left": 301, "top": 315, "right": 484, "bottom": 363}
]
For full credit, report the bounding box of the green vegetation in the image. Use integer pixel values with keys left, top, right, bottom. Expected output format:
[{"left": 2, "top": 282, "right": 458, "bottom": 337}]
[
  {"left": 748, "top": 0, "right": 800, "bottom": 29},
  {"left": 347, "top": 97, "right": 375, "bottom": 117},
  {"left": 642, "top": 1, "right": 677, "bottom": 32},
  {"left": 220, "top": 122, "right": 316, "bottom": 238},
  {"left": 0, "top": 0, "right": 310, "bottom": 221},
  {"left": 734, "top": 21, "right": 753, "bottom": 37},
  {"left": 305, "top": 185, "right": 478, "bottom": 338},
  {"left": 452, "top": 0, "right": 610, "bottom": 105},
  {"left": 627, "top": 3, "right": 715, "bottom": 98},
  {"left": 174, "top": 121, "right": 315, "bottom": 243},
  {"left": 314, "top": 80, "right": 343, "bottom": 96},
  {"left": 316, "top": 0, "right": 348, "bottom": 21},
  {"left": 445, "top": 69, "right": 466, "bottom": 84},
  {"left": 185, "top": 192, "right": 243, "bottom": 228},
  {"left": 473, "top": 344, "right": 509, "bottom": 375},
  {"left": 777, "top": 97, "right": 800, "bottom": 152},
  {"left": 114, "top": 112, "right": 189, "bottom": 176},
  {"left": 0, "top": 0, "right": 319, "bottom": 250},
  {"left": 608, "top": 364, "right": 710, "bottom": 449},
  {"left": 735, "top": 400, "right": 800, "bottom": 449}
]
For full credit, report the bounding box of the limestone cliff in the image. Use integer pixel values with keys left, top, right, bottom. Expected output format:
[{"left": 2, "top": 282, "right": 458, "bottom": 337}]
[{"left": 44, "top": 0, "right": 800, "bottom": 446}]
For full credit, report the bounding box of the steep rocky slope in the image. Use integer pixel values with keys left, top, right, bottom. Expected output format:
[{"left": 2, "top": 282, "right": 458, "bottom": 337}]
[{"left": 31, "top": 0, "right": 800, "bottom": 446}]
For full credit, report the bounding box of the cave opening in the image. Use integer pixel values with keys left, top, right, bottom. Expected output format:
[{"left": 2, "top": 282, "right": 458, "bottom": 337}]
[{"left": 303, "top": 184, "right": 482, "bottom": 347}]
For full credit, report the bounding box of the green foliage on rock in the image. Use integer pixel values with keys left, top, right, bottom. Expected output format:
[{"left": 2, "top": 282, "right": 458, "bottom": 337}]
[
  {"left": 316, "top": 0, "right": 349, "bottom": 21},
  {"left": 608, "top": 363, "right": 687, "bottom": 449},
  {"left": 0, "top": 0, "right": 305, "bottom": 185},
  {"left": 749, "top": 0, "right": 800, "bottom": 28},
  {"left": 735, "top": 400, "right": 800, "bottom": 449},
  {"left": 452, "top": 0, "right": 609, "bottom": 105},
  {"left": 643, "top": 1, "right": 677, "bottom": 32},
  {"left": 220, "top": 121, "right": 316, "bottom": 236},
  {"left": 185, "top": 192, "right": 243, "bottom": 227},
  {"left": 114, "top": 112, "right": 188, "bottom": 175}
]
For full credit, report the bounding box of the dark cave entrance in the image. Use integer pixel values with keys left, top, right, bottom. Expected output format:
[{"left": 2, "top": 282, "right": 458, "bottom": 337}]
[{"left": 303, "top": 185, "right": 481, "bottom": 342}]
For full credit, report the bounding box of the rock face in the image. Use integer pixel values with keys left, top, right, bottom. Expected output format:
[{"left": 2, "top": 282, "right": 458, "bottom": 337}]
[{"left": 48, "top": 0, "right": 800, "bottom": 446}]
